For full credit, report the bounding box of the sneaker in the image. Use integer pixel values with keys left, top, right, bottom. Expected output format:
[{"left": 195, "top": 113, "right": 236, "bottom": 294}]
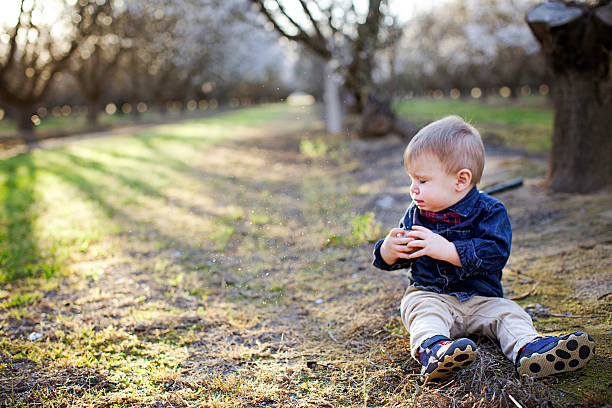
[
  {"left": 419, "top": 337, "right": 478, "bottom": 383},
  {"left": 516, "top": 332, "right": 595, "bottom": 378}
]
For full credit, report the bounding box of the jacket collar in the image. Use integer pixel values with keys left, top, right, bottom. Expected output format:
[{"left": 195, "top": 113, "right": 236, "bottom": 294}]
[{"left": 447, "top": 186, "right": 479, "bottom": 217}]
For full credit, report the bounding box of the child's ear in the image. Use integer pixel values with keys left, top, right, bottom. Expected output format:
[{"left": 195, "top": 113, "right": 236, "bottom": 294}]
[{"left": 455, "top": 169, "right": 472, "bottom": 192}]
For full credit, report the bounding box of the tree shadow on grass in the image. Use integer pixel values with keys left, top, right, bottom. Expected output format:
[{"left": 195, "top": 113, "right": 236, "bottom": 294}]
[
  {"left": 0, "top": 154, "right": 57, "bottom": 283},
  {"left": 61, "top": 151, "right": 166, "bottom": 201},
  {"left": 40, "top": 148, "right": 243, "bottom": 228},
  {"left": 34, "top": 148, "right": 260, "bottom": 270}
]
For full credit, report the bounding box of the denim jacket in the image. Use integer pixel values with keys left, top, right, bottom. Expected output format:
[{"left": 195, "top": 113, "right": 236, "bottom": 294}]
[{"left": 372, "top": 187, "right": 511, "bottom": 301}]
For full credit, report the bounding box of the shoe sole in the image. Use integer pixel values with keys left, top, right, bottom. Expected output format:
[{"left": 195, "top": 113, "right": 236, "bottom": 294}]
[
  {"left": 422, "top": 342, "right": 477, "bottom": 383},
  {"left": 517, "top": 332, "right": 595, "bottom": 379}
]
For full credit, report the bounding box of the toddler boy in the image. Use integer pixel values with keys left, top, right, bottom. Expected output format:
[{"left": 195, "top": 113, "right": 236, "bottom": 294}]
[{"left": 372, "top": 115, "right": 594, "bottom": 382}]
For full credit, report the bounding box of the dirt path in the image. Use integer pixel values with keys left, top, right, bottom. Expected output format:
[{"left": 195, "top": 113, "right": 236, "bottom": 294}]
[{"left": 1, "top": 112, "right": 611, "bottom": 407}]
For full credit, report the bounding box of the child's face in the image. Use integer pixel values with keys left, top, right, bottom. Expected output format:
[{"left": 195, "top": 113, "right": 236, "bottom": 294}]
[{"left": 406, "top": 153, "right": 463, "bottom": 213}]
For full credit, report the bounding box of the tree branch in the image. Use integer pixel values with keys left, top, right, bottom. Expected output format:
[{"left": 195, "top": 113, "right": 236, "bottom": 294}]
[
  {"left": 273, "top": 0, "right": 306, "bottom": 34},
  {"left": 250, "top": 0, "right": 299, "bottom": 41},
  {"left": 297, "top": 0, "right": 326, "bottom": 43},
  {"left": 0, "top": 0, "right": 26, "bottom": 78},
  {"left": 250, "top": 0, "right": 331, "bottom": 60}
]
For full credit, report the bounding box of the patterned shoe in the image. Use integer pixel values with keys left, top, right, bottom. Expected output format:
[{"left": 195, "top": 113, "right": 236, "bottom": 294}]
[
  {"left": 516, "top": 332, "right": 595, "bottom": 379},
  {"left": 419, "top": 337, "right": 478, "bottom": 383}
]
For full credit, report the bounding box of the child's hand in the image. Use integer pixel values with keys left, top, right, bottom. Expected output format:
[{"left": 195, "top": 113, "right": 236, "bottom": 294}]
[
  {"left": 380, "top": 228, "right": 416, "bottom": 265},
  {"left": 405, "top": 225, "right": 462, "bottom": 267}
]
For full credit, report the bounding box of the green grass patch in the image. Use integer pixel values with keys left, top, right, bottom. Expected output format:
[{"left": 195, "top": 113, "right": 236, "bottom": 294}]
[
  {"left": 300, "top": 138, "right": 329, "bottom": 159},
  {"left": 326, "top": 212, "right": 382, "bottom": 247},
  {"left": 0, "top": 110, "right": 170, "bottom": 136},
  {"left": 0, "top": 291, "right": 40, "bottom": 308},
  {"left": 395, "top": 96, "right": 553, "bottom": 153}
]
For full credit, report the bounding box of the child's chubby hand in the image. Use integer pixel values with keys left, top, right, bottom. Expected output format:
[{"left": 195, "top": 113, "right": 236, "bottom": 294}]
[
  {"left": 404, "top": 225, "right": 461, "bottom": 267},
  {"left": 379, "top": 227, "right": 417, "bottom": 265}
]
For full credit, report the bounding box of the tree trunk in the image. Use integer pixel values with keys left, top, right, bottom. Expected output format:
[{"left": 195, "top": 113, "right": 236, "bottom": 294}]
[
  {"left": 526, "top": 0, "right": 612, "bottom": 193},
  {"left": 361, "top": 93, "right": 417, "bottom": 138},
  {"left": 324, "top": 60, "right": 342, "bottom": 134},
  {"left": 549, "top": 70, "right": 612, "bottom": 192},
  {"left": 16, "top": 104, "right": 36, "bottom": 144},
  {"left": 361, "top": 94, "right": 395, "bottom": 137},
  {"left": 157, "top": 100, "right": 167, "bottom": 116},
  {"left": 87, "top": 98, "right": 101, "bottom": 126},
  {"left": 344, "top": 0, "right": 383, "bottom": 114}
]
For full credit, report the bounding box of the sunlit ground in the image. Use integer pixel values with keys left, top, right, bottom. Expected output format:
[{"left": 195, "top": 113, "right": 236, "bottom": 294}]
[
  {"left": 0, "top": 101, "right": 610, "bottom": 407},
  {"left": 0, "top": 103, "right": 321, "bottom": 283}
]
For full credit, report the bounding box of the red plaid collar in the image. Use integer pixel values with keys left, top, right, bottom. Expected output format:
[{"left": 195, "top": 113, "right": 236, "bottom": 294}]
[{"left": 419, "top": 209, "right": 462, "bottom": 224}]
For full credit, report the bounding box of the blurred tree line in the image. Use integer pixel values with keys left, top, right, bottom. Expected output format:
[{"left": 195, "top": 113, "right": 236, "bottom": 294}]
[
  {"left": 0, "top": 0, "right": 549, "bottom": 139},
  {"left": 385, "top": 0, "right": 546, "bottom": 98},
  {"left": 0, "top": 0, "right": 288, "bottom": 140}
]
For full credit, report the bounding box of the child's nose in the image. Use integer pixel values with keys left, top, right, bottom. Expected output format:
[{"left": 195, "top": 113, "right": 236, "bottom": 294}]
[{"left": 410, "top": 182, "right": 419, "bottom": 195}]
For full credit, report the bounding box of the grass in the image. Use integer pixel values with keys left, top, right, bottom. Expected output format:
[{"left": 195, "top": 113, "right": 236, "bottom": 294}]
[
  {"left": 0, "top": 102, "right": 300, "bottom": 141},
  {"left": 0, "top": 99, "right": 610, "bottom": 407},
  {"left": 0, "top": 103, "right": 298, "bottom": 284},
  {"left": 394, "top": 95, "right": 553, "bottom": 152},
  {"left": 0, "top": 108, "right": 192, "bottom": 135}
]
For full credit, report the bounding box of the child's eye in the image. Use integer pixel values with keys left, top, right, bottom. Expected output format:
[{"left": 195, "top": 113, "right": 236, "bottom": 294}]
[{"left": 419, "top": 180, "right": 427, "bottom": 184}]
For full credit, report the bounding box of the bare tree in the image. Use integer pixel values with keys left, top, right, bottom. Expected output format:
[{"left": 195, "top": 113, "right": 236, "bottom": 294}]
[
  {"left": 69, "top": 1, "right": 129, "bottom": 126},
  {"left": 120, "top": 3, "right": 169, "bottom": 116},
  {"left": 118, "top": 0, "right": 230, "bottom": 116},
  {"left": 0, "top": 0, "right": 104, "bottom": 141},
  {"left": 526, "top": 0, "right": 612, "bottom": 193},
  {"left": 250, "top": 0, "right": 402, "bottom": 135}
]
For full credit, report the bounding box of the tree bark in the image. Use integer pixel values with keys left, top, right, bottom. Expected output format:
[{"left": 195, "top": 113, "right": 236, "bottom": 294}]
[
  {"left": 16, "top": 103, "right": 35, "bottom": 143},
  {"left": 87, "top": 98, "right": 101, "bottom": 126},
  {"left": 344, "top": 0, "right": 383, "bottom": 113},
  {"left": 324, "top": 60, "right": 342, "bottom": 134},
  {"left": 527, "top": 0, "right": 612, "bottom": 193},
  {"left": 549, "top": 69, "right": 612, "bottom": 193},
  {"left": 360, "top": 93, "right": 417, "bottom": 138},
  {"left": 361, "top": 94, "right": 395, "bottom": 137}
]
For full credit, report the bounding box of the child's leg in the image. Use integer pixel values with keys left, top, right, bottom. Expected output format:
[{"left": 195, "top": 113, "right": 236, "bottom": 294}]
[
  {"left": 462, "top": 296, "right": 595, "bottom": 378},
  {"left": 462, "top": 296, "right": 539, "bottom": 362},
  {"left": 401, "top": 287, "right": 478, "bottom": 382},
  {"left": 400, "top": 287, "right": 457, "bottom": 360}
]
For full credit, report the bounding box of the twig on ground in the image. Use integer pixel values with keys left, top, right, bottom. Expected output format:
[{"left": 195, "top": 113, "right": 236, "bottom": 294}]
[
  {"left": 326, "top": 323, "right": 338, "bottom": 343},
  {"left": 362, "top": 359, "right": 368, "bottom": 408},
  {"left": 536, "top": 312, "right": 603, "bottom": 318},
  {"left": 510, "top": 282, "right": 539, "bottom": 301},
  {"left": 508, "top": 393, "right": 524, "bottom": 408},
  {"left": 410, "top": 383, "right": 421, "bottom": 408},
  {"left": 597, "top": 292, "right": 612, "bottom": 300},
  {"left": 380, "top": 347, "right": 394, "bottom": 362}
]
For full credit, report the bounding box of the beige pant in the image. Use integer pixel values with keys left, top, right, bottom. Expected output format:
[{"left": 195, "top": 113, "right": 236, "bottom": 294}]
[{"left": 400, "top": 286, "right": 539, "bottom": 363}]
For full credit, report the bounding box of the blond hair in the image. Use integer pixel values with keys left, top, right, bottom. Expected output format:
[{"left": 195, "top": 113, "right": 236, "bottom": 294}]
[{"left": 404, "top": 115, "right": 485, "bottom": 185}]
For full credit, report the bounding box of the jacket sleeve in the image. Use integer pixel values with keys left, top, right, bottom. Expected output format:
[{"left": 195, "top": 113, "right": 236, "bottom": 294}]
[
  {"left": 452, "top": 202, "right": 511, "bottom": 278},
  {"left": 372, "top": 208, "right": 413, "bottom": 271}
]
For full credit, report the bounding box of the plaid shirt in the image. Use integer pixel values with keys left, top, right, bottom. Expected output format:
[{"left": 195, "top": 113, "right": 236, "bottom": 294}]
[{"left": 419, "top": 209, "right": 462, "bottom": 224}]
